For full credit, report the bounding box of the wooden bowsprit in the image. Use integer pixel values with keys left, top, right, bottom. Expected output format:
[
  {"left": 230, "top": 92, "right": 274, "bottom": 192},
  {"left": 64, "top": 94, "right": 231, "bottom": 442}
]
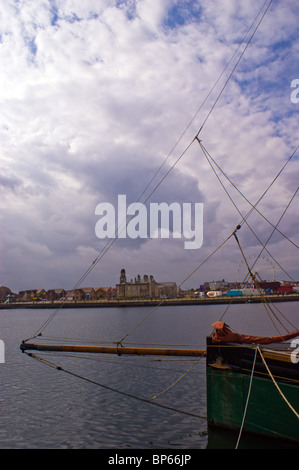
[{"left": 20, "top": 341, "right": 206, "bottom": 357}]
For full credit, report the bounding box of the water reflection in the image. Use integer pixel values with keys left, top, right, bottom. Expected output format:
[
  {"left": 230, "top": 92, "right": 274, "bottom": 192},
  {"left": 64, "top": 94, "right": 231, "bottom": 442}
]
[{"left": 1, "top": 303, "right": 298, "bottom": 449}]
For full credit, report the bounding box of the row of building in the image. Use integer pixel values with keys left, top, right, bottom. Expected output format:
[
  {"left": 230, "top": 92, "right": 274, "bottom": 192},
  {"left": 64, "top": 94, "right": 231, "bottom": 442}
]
[
  {"left": 202, "top": 279, "right": 299, "bottom": 295},
  {"left": 0, "top": 269, "right": 177, "bottom": 303},
  {"left": 0, "top": 286, "right": 115, "bottom": 303},
  {"left": 1, "top": 271, "right": 298, "bottom": 303}
]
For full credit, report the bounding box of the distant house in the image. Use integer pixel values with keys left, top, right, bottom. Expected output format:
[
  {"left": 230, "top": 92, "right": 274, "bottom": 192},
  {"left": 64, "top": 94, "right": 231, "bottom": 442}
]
[
  {"left": 81, "top": 287, "right": 96, "bottom": 301},
  {"left": 157, "top": 282, "right": 177, "bottom": 299},
  {"left": 66, "top": 289, "right": 85, "bottom": 302},
  {"left": 0, "top": 286, "right": 11, "bottom": 302},
  {"left": 45, "top": 289, "right": 66, "bottom": 301},
  {"left": 18, "top": 289, "right": 46, "bottom": 301},
  {"left": 18, "top": 289, "right": 38, "bottom": 301},
  {"left": 94, "top": 287, "right": 115, "bottom": 300},
  {"left": 34, "top": 289, "right": 46, "bottom": 299}
]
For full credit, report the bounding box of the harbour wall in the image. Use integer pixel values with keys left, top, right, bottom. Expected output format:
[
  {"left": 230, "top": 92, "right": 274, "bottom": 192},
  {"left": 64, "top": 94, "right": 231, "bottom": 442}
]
[{"left": 1, "top": 294, "right": 299, "bottom": 309}]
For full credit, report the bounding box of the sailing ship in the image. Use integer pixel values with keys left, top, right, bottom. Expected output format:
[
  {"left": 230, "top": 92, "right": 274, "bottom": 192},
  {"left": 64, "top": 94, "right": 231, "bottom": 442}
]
[
  {"left": 206, "top": 321, "right": 299, "bottom": 443},
  {"left": 20, "top": 1, "right": 298, "bottom": 447}
]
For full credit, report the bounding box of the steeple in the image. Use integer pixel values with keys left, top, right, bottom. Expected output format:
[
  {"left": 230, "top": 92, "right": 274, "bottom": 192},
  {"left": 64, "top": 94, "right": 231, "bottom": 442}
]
[{"left": 120, "top": 268, "right": 127, "bottom": 284}]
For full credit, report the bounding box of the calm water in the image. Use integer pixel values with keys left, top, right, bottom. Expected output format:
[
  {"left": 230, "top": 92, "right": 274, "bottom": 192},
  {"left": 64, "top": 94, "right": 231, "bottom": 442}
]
[{"left": 0, "top": 302, "right": 298, "bottom": 450}]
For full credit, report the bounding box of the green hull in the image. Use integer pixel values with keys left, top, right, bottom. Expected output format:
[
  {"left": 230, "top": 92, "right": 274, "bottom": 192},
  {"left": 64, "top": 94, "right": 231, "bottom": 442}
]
[
  {"left": 206, "top": 339, "right": 299, "bottom": 443},
  {"left": 207, "top": 367, "right": 299, "bottom": 442}
]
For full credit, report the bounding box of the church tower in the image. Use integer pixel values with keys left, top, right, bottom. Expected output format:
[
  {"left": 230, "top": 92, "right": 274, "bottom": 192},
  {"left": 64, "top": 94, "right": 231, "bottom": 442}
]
[{"left": 120, "top": 268, "right": 127, "bottom": 284}]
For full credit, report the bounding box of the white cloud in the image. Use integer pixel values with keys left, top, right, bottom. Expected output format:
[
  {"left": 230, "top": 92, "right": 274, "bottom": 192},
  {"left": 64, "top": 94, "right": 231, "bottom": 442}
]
[{"left": 0, "top": 0, "right": 298, "bottom": 292}]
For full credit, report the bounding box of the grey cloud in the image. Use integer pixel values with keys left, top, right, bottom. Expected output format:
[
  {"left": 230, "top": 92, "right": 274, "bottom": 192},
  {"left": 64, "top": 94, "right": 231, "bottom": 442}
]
[{"left": 0, "top": 173, "right": 22, "bottom": 191}]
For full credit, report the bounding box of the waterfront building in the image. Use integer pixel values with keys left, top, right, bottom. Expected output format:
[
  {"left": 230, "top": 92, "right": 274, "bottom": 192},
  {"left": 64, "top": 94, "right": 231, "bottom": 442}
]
[
  {"left": 44, "top": 289, "right": 66, "bottom": 301},
  {"left": 116, "top": 269, "right": 177, "bottom": 299},
  {"left": 0, "top": 286, "right": 11, "bottom": 302}
]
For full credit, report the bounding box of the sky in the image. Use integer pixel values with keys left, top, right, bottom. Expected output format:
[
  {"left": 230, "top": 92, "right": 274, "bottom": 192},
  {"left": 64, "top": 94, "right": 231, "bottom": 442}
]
[{"left": 0, "top": 0, "right": 298, "bottom": 293}]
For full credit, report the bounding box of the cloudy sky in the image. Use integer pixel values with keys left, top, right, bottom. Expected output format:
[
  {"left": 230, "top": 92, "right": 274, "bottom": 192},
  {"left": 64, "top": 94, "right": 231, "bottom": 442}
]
[{"left": 0, "top": 0, "right": 298, "bottom": 293}]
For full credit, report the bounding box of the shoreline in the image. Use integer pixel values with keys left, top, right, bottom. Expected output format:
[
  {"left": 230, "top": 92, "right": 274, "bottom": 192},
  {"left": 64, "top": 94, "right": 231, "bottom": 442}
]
[{"left": 1, "top": 293, "right": 299, "bottom": 309}]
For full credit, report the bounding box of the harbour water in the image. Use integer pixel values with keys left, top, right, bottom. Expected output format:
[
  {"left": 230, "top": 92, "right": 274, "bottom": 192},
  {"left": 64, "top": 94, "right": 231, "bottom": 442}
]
[{"left": 0, "top": 302, "right": 298, "bottom": 450}]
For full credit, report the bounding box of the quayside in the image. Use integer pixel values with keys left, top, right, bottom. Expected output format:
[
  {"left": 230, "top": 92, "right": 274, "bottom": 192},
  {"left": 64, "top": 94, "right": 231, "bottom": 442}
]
[{"left": 5, "top": 293, "right": 299, "bottom": 309}]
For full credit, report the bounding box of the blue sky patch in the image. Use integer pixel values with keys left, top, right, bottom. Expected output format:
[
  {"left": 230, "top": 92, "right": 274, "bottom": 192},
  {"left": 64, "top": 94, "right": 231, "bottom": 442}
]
[{"left": 163, "top": 1, "right": 202, "bottom": 30}]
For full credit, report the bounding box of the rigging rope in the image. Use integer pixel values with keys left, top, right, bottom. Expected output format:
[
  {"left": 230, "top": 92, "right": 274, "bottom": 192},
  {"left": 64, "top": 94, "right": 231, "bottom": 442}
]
[
  {"left": 196, "top": 138, "right": 299, "bottom": 333},
  {"left": 148, "top": 357, "right": 204, "bottom": 401},
  {"left": 117, "top": 229, "right": 236, "bottom": 344},
  {"left": 257, "top": 347, "right": 299, "bottom": 420},
  {"left": 235, "top": 346, "right": 258, "bottom": 449},
  {"left": 197, "top": 137, "right": 298, "bottom": 331},
  {"left": 241, "top": 186, "right": 298, "bottom": 288},
  {"left": 228, "top": 344, "right": 298, "bottom": 449},
  {"left": 197, "top": 139, "right": 299, "bottom": 250},
  {"left": 233, "top": 231, "right": 293, "bottom": 335},
  {"left": 203, "top": 143, "right": 299, "bottom": 333},
  {"left": 137, "top": 0, "right": 272, "bottom": 202},
  {"left": 117, "top": 164, "right": 297, "bottom": 342},
  {"left": 26, "top": 352, "right": 207, "bottom": 421},
  {"left": 195, "top": 0, "right": 274, "bottom": 137}
]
